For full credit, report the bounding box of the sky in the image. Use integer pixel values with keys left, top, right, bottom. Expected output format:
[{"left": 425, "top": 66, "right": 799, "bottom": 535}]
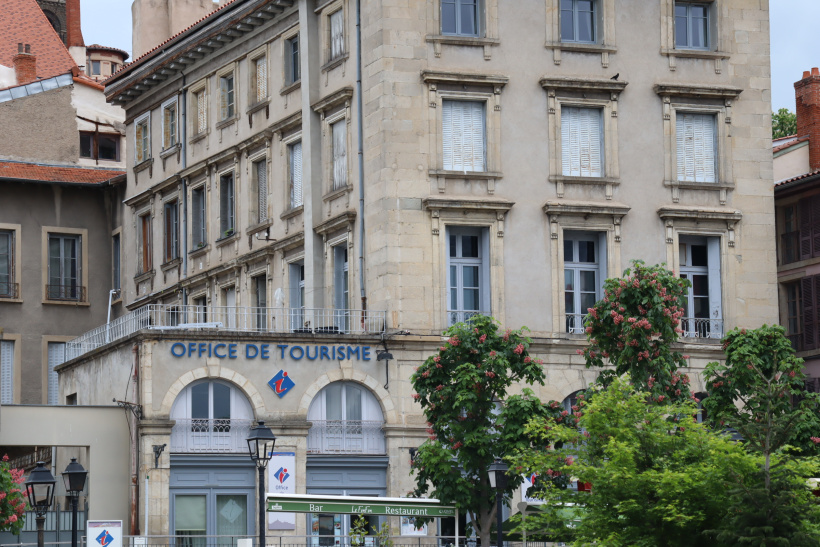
[{"left": 81, "top": 0, "right": 816, "bottom": 112}]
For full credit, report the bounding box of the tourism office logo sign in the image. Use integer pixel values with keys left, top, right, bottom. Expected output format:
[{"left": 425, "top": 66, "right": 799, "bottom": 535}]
[{"left": 268, "top": 370, "right": 295, "bottom": 398}]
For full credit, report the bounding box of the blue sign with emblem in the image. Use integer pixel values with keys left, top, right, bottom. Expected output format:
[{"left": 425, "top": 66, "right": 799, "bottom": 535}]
[{"left": 268, "top": 370, "right": 295, "bottom": 398}]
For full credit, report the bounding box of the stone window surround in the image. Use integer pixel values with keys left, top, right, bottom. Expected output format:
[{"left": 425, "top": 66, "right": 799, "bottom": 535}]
[
  {"left": 161, "top": 193, "right": 180, "bottom": 266},
  {"left": 0, "top": 222, "right": 22, "bottom": 303},
  {"left": 315, "top": 0, "right": 348, "bottom": 70},
  {"left": 189, "top": 177, "right": 209, "bottom": 258},
  {"left": 422, "top": 70, "right": 508, "bottom": 195},
  {"left": 313, "top": 87, "right": 354, "bottom": 198},
  {"left": 425, "top": 0, "right": 500, "bottom": 60},
  {"left": 41, "top": 226, "right": 89, "bottom": 306},
  {"left": 41, "top": 335, "right": 73, "bottom": 405},
  {"left": 545, "top": 0, "right": 617, "bottom": 68},
  {"left": 136, "top": 206, "right": 154, "bottom": 276},
  {"left": 543, "top": 200, "right": 629, "bottom": 337},
  {"left": 654, "top": 83, "right": 742, "bottom": 205},
  {"left": 247, "top": 146, "right": 272, "bottom": 235},
  {"left": 272, "top": 112, "right": 303, "bottom": 220},
  {"left": 281, "top": 25, "right": 300, "bottom": 92},
  {"left": 541, "top": 77, "right": 627, "bottom": 201},
  {"left": 423, "top": 197, "right": 513, "bottom": 331},
  {"left": 216, "top": 63, "right": 238, "bottom": 125},
  {"left": 188, "top": 78, "right": 208, "bottom": 140},
  {"left": 1, "top": 333, "right": 21, "bottom": 403},
  {"left": 160, "top": 96, "right": 178, "bottom": 152},
  {"left": 134, "top": 112, "right": 151, "bottom": 165},
  {"left": 217, "top": 162, "right": 239, "bottom": 241},
  {"left": 659, "top": 0, "right": 729, "bottom": 73},
  {"left": 247, "top": 44, "right": 270, "bottom": 109},
  {"left": 284, "top": 250, "right": 306, "bottom": 311}
]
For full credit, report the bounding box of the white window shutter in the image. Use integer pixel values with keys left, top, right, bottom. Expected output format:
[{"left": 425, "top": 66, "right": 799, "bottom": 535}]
[
  {"left": 442, "top": 100, "right": 455, "bottom": 170},
  {"left": 677, "top": 113, "right": 716, "bottom": 183},
  {"left": 332, "top": 121, "right": 347, "bottom": 189},
  {"left": 597, "top": 232, "right": 608, "bottom": 293},
  {"left": 468, "top": 101, "right": 486, "bottom": 171},
  {"left": 197, "top": 91, "right": 207, "bottom": 133},
  {"left": 330, "top": 10, "right": 344, "bottom": 59},
  {"left": 47, "top": 342, "right": 65, "bottom": 405},
  {"left": 562, "top": 107, "right": 602, "bottom": 177},
  {"left": 442, "top": 100, "right": 484, "bottom": 172},
  {"left": 707, "top": 237, "right": 722, "bottom": 332},
  {"left": 256, "top": 58, "right": 267, "bottom": 101},
  {"left": 256, "top": 161, "right": 267, "bottom": 223},
  {"left": 561, "top": 109, "right": 572, "bottom": 175},
  {"left": 0, "top": 341, "right": 13, "bottom": 404},
  {"left": 291, "top": 142, "right": 303, "bottom": 207}
]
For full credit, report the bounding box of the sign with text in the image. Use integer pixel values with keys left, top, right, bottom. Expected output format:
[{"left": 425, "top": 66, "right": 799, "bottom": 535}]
[
  {"left": 266, "top": 495, "right": 455, "bottom": 517},
  {"left": 268, "top": 452, "right": 296, "bottom": 530},
  {"left": 170, "top": 342, "right": 373, "bottom": 362}
]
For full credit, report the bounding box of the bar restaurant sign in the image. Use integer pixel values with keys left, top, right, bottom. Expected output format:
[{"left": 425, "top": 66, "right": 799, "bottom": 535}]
[{"left": 266, "top": 494, "right": 456, "bottom": 517}]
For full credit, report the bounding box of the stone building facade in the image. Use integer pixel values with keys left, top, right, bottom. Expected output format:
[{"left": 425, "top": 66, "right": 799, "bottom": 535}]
[{"left": 58, "top": 0, "right": 776, "bottom": 539}]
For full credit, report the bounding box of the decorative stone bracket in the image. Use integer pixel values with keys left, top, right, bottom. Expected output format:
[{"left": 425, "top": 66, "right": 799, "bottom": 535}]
[
  {"left": 423, "top": 197, "right": 514, "bottom": 237},
  {"left": 657, "top": 206, "right": 742, "bottom": 247}
]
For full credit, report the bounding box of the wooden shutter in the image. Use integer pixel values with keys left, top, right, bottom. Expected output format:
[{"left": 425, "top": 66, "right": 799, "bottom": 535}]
[
  {"left": 332, "top": 121, "right": 347, "bottom": 189},
  {"left": 290, "top": 142, "right": 303, "bottom": 208},
  {"left": 800, "top": 198, "right": 813, "bottom": 260},
  {"left": 442, "top": 100, "right": 456, "bottom": 170},
  {"left": 163, "top": 107, "right": 171, "bottom": 148},
  {"left": 141, "top": 216, "right": 151, "bottom": 271},
  {"left": 330, "top": 10, "right": 344, "bottom": 59},
  {"left": 466, "top": 100, "right": 485, "bottom": 171},
  {"left": 562, "top": 107, "right": 602, "bottom": 177},
  {"left": 0, "top": 340, "right": 13, "bottom": 404},
  {"left": 135, "top": 123, "right": 144, "bottom": 163},
  {"left": 803, "top": 276, "right": 817, "bottom": 350},
  {"left": 256, "top": 161, "right": 268, "bottom": 223},
  {"left": 47, "top": 342, "right": 65, "bottom": 405}
]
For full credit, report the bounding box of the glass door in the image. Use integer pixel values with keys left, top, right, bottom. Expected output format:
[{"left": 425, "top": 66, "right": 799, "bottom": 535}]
[
  {"left": 216, "top": 495, "right": 248, "bottom": 547},
  {"left": 175, "top": 495, "right": 207, "bottom": 547}
]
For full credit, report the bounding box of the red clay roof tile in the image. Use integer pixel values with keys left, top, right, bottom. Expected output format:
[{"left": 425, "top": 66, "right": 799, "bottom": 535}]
[{"left": 0, "top": 161, "right": 124, "bottom": 185}]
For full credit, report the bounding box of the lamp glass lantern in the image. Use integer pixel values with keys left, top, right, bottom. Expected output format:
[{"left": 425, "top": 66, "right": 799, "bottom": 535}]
[
  {"left": 488, "top": 458, "right": 508, "bottom": 490},
  {"left": 62, "top": 458, "right": 88, "bottom": 496},
  {"left": 25, "top": 462, "right": 57, "bottom": 514},
  {"left": 247, "top": 420, "right": 276, "bottom": 467}
]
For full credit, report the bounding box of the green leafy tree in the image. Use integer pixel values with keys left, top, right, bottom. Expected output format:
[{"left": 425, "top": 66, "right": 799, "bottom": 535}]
[
  {"left": 579, "top": 260, "right": 693, "bottom": 403},
  {"left": 410, "top": 315, "right": 563, "bottom": 547},
  {"left": 773, "top": 108, "right": 797, "bottom": 139},
  {"left": 703, "top": 325, "right": 820, "bottom": 544},
  {"left": 512, "top": 376, "right": 759, "bottom": 547},
  {"left": 0, "top": 455, "right": 28, "bottom": 535}
]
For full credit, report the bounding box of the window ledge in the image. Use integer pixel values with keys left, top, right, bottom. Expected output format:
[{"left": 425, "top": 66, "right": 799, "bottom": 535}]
[
  {"left": 545, "top": 41, "right": 617, "bottom": 54},
  {"left": 43, "top": 299, "right": 89, "bottom": 307},
  {"left": 426, "top": 35, "right": 500, "bottom": 48},
  {"left": 665, "top": 180, "right": 734, "bottom": 190},
  {"left": 160, "top": 144, "right": 180, "bottom": 159},
  {"left": 0, "top": 297, "right": 23, "bottom": 304},
  {"left": 133, "top": 158, "right": 154, "bottom": 174},
  {"left": 549, "top": 175, "right": 620, "bottom": 186},
  {"left": 657, "top": 205, "right": 742, "bottom": 222},
  {"left": 190, "top": 131, "right": 207, "bottom": 144},
  {"left": 247, "top": 98, "right": 271, "bottom": 115},
  {"left": 540, "top": 77, "right": 628, "bottom": 94},
  {"left": 661, "top": 48, "right": 730, "bottom": 60},
  {"left": 161, "top": 257, "right": 181, "bottom": 272},
  {"left": 216, "top": 117, "right": 237, "bottom": 130},
  {"left": 281, "top": 205, "right": 304, "bottom": 220},
  {"left": 246, "top": 219, "right": 274, "bottom": 236},
  {"left": 216, "top": 231, "right": 239, "bottom": 247},
  {"left": 189, "top": 244, "right": 209, "bottom": 258},
  {"left": 280, "top": 80, "right": 301, "bottom": 96},
  {"left": 323, "top": 184, "right": 353, "bottom": 202},
  {"left": 321, "top": 53, "right": 349, "bottom": 73},
  {"left": 134, "top": 269, "right": 156, "bottom": 283},
  {"left": 430, "top": 169, "right": 503, "bottom": 180}
]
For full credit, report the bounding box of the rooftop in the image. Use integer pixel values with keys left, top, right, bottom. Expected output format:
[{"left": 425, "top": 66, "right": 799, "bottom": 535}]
[{"left": 0, "top": 159, "right": 125, "bottom": 185}]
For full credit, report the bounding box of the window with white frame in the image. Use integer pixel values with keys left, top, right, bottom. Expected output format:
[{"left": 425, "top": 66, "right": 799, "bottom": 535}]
[
  {"left": 679, "top": 235, "right": 722, "bottom": 338},
  {"left": 219, "top": 172, "right": 235, "bottom": 236},
  {"left": 288, "top": 141, "right": 303, "bottom": 208},
  {"left": 307, "top": 381, "right": 385, "bottom": 454},
  {"left": 192, "top": 185, "right": 207, "bottom": 248},
  {"left": 441, "top": 0, "right": 482, "bottom": 37},
  {"left": 0, "top": 340, "right": 14, "bottom": 404},
  {"left": 442, "top": 99, "right": 486, "bottom": 172},
  {"left": 331, "top": 119, "right": 348, "bottom": 190},
  {"left": 286, "top": 34, "right": 300, "bottom": 85},
  {"left": 193, "top": 295, "right": 207, "bottom": 323},
  {"left": 164, "top": 200, "right": 179, "bottom": 263},
  {"left": 329, "top": 9, "right": 345, "bottom": 61},
  {"left": 135, "top": 114, "right": 150, "bottom": 163},
  {"left": 48, "top": 233, "right": 82, "bottom": 300},
  {"left": 561, "top": 0, "right": 595, "bottom": 43},
  {"left": 333, "top": 244, "right": 349, "bottom": 311},
  {"left": 222, "top": 286, "right": 237, "bottom": 329},
  {"left": 564, "top": 231, "right": 606, "bottom": 333},
  {"left": 253, "top": 158, "right": 268, "bottom": 224},
  {"left": 675, "top": 2, "right": 709, "bottom": 49},
  {"left": 192, "top": 88, "right": 207, "bottom": 135},
  {"left": 254, "top": 275, "right": 267, "bottom": 329},
  {"left": 0, "top": 230, "right": 15, "bottom": 298},
  {"left": 446, "top": 226, "right": 489, "bottom": 326},
  {"left": 561, "top": 107, "right": 603, "bottom": 177},
  {"left": 163, "top": 100, "right": 178, "bottom": 149},
  {"left": 289, "top": 261, "right": 306, "bottom": 331},
  {"left": 219, "top": 72, "right": 235, "bottom": 121},
  {"left": 676, "top": 112, "right": 716, "bottom": 183},
  {"left": 252, "top": 55, "right": 267, "bottom": 104},
  {"left": 47, "top": 342, "right": 65, "bottom": 405}
]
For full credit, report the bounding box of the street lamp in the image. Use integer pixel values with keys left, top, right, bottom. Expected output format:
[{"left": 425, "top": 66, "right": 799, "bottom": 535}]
[
  {"left": 25, "top": 462, "right": 56, "bottom": 547},
  {"left": 247, "top": 421, "right": 276, "bottom": 547},
  {"left": 487, "top": 458, "right": 508, "bottom": 547},
  {"left": 62, "top": 458, "right": 88, "bottom": 547}
]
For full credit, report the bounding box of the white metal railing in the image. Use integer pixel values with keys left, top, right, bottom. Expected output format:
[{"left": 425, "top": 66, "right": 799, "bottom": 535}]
[
  {"left": 170, "top": 419, "right": 253, "bottom": 453},
  {"left": 565, "top": 314, "right": 587, "bottom": 334},
  {"left": 307, "top": 420, "right": 385, "bottom": 454},
  {"left": 66, "top": 305, "right": 386, "bottom": 360},
  {"left": 446, "top": 310, "right": 488, "bottom": 327},
  {"left": 681, "top": 317, "right": 724, "bottom": 339}
]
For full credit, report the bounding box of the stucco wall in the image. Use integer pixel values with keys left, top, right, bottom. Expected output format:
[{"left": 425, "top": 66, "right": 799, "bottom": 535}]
[
  {"left": 774, "top": 144, "right": 810, "bottom": 182},
  {"left": 0, "top": 86, "right": 78, "bottom": 163}
]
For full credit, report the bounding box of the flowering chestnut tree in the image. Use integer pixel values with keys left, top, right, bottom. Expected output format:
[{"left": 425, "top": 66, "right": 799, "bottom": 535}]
[
  {"left": 579, "top": 261, "right": 693, "bottom": 403},
  {"left": 409, "top": 315, "right": 564, "bottom": 547},
  {"left": 0, "top": 455, "right": 28, "bottom": 535}
]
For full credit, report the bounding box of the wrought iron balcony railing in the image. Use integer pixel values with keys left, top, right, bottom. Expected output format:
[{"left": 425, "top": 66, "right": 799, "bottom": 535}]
[
  {"left": 566, "top": 314, "right": 587, "bottom": 334},
  {"left": 46, "top": 284, "right": 86, "bottom": 301},
  {"left": 307, "top": 420, "right": 385, "bottom": 454},
  {"left": 170, "top": 419, "right": 254, "bottom": 453},
  {"left": 447, "top": 310, "right": 488, "bottom": 327},
  {"left": 0, "top": 281, "right": 18, "bottom": 298},
  {"left": 681, "top": 317, "right": 723, "bottom": 340}
]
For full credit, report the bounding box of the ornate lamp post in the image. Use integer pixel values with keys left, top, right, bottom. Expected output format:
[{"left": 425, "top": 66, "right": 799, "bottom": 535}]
[
  {"left": 488, "top": 458, "right": 508, "bottom": 547},
  {"left": 25, "top": 462, "right": 57, "bottom": 547},
  {"left": 247, "top": 421, "right": 276, "bottom": 547},
  {"left": 62, "top": 458, "right": 88, "bottom": 547}
]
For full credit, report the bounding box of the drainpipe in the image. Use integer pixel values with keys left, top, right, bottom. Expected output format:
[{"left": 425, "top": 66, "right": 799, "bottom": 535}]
[
  {"left": 355, "top": 0, "right": 367, "bottom": 319},
  {"left": 130, "top": 343, "right": 140, "bottom": 535},
  {"left": 181, "top": 76, "right": 188, "bottom": 319}
]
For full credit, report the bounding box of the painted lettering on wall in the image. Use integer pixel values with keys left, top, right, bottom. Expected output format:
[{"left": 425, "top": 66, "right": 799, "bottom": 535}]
[{"left": 169, "top": 342, "right": 372, "bottom": 361}]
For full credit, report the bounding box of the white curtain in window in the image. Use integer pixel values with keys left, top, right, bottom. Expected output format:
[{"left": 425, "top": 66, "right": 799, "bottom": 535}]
[
  {"left": 196, "top": 91, "right": 207, "bottom": 133},
  {"left": 290, "top": 141, "right": 303, "bottom": 207},
  {"left": 676, "top": 113, "right": 716, "bottom": 183},
  {"left": 332, "top": 121, "right": 347, "bottom": 189},
  {"left": 256, "top": 161, "right": 267, "bottom": 223},
  {"left": 442, "top": 100, "right": 486, "bottom": 172},
  {"left": 255, "top": 57, "right": 267, "bottom": 101},
  {"left": 561, "top": 107, "right": 603, "bottom": 177},
  {"left": 47, "top": 342, "right": 65, "bottom": 405},
  {"left": 0, "top": 341, "right": 13, "bottom": 405},
  {"left": 330, "top": 10, "right": 344, "bottom": 59},
  {"left": 175, "top": 495, "right": 207, "bottom": 533}
]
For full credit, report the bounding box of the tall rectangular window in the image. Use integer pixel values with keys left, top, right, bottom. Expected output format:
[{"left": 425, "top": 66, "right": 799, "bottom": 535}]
[
  {"left": 220, "top": 173, "right": 235, "bottom": 236},
  {"left": 564, "top": 231, "right": 606, "bottom": 334},
  {"left": 329, "top": 9, "right": 344, "bottom": 60},
  {"left": 194, "top": 89, "right": 207, "bottom": 134},
  {"left": 289, "top": 261, "right": 305, "bottom": 331},
  {"left": 164, "top": 201, "right": 179, "bottom": 262},
  {"left": 192, "top": 186, "right": 207, "bottom": 248},
  {"left": 48, "top": 234, "right": 81, "bottom": 300},
  {"left": 333, "top": 245, "right": 349, "bottom": 332},
  {"left": 442, "top": 100, "right": 486, "bottom": 172},
  {"left": 252, "top": 56, "right": 268, "bottom": 103},
  {"left": 163, "top": 101, "right": 178, "bottom": 149},
  {"left": 675, "top": 2, "right": 709, "bottom": 49},
  {"left": 786, "top": 282, "right": 801, "bottom": 351},
  {"left": 220, "top": 74, "right": 235, "bottom": 120},
  {"left": 193, "top": 295, "right": 207, "bottom": 323},
  {"left": 561, "top": 0, "right": 595, "bottom": 43},
  {"left": 679, "top": 236, "right": 722, "bottom": 338},
  {"left": 561, "top": 107, "right": 603, "bottom": 177},
  {"left": 286, "top": 35, "right": 300, "bottom": 85},
  {"left": 112, "top": 233, "right": 121, "bottom": 291},
  {"left": 676, "top": 112, "right": 717, "bottom": 183},
  {"left": 446, "top": 227, "right": 488, "bottom": 326},
  {"left": 80, "top": 132, "right": 120, "bottom": 161},
  {"left": 289, "top": 141, "right": 303, "bottom": 208},
  {"left": 139, "top": 214, "right": 152, "bottom": 273},
  {"left": 332, "top": 120, "right": 348, "bottom": 190},
  {"left": 441, "top": 0, "right": 481, "bottom": 37},
  {"left": 254, "top": 159, "right": 268, "bottom": 224},
  {"left": 254, "top": 275, "right": 267, "bottom": 330},
  {"left": 135, "top": 115, "right": 150, "bottom": 163},
  {"left": 0, "top": 230, "right": 14, "bottom": 298},
  {"left": 0, "top": 340, "right": 14, "bottom": 404},
  {"left": 47, "top": 342, "right": 65, "bottom": 405}
]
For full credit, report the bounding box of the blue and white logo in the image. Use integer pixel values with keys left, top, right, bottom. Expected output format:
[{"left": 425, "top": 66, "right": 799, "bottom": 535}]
[
  {"left": 268, "top": 370, "right": 295, "bottom": 398},
  {"left": 95, "top": 531, "right": 114, "bottom": 547}
]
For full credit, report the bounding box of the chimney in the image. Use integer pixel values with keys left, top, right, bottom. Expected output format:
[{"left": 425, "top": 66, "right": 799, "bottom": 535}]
[
  {"left": 66, "top": 0, "right": 85, "bottom": 47},
  {"left": 795, "top": 67, "right": 820, "bottom": 170},
  {"left": 13, "top": 44, "right": 37, "bottom": 85}
]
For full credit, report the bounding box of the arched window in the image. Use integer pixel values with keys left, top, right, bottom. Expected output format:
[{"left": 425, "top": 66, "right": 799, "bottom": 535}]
[
  {"left": 170, "top": 380, "right": 253, "bottom": 453},
  {"left": 307, "top": 382, "right": 384, "bottom": 454}
]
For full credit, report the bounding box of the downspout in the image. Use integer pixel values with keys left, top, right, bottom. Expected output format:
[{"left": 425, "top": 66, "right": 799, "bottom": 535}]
[
  {"left": 181, "top": 75, "right": 188, "bottom": 319},
  {"left": 130, "top": 343, "right": 140, "bottom": 535},
  {"left": 356, "top": 0, "right": 367, "bottom": 319}
]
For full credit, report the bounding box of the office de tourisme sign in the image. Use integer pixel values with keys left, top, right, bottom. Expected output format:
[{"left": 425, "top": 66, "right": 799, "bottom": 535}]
[{"left": 266, "top": 494, "right": 456, "bottom": 517}]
